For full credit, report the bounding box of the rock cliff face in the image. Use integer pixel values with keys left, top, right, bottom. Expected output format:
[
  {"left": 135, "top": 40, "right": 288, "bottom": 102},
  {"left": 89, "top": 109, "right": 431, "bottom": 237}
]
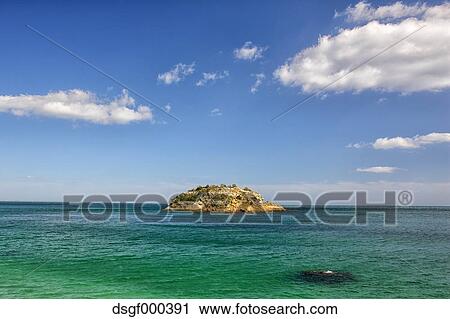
[{"left": 168, "top": 184, "right": 285, "bottom": 213}]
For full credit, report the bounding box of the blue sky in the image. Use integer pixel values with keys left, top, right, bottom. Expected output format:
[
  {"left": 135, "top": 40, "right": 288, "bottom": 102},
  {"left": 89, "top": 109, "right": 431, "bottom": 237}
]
[{"left": 0, "top": 0, "right": 449, "bottom": 204}]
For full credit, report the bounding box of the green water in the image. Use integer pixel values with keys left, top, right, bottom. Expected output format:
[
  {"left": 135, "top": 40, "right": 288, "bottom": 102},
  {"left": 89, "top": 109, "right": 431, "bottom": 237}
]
[{"left": 0, "top": 203, "right": 449, "bottom": 298}]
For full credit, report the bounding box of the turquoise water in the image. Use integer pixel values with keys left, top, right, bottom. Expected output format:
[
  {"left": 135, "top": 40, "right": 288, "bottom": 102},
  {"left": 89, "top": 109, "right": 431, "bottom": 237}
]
[{"left": 0, "top": 203, "right": 449, "bottom": 298}]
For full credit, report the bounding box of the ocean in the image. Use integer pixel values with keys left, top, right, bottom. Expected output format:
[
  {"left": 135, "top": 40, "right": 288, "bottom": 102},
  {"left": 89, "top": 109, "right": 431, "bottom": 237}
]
[{"left": 0, "top": 203, "right": 449, "bottom": 298}]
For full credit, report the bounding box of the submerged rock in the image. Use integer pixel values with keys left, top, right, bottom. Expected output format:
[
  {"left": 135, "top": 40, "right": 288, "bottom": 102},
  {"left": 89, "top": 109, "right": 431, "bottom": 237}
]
[
  {"left": 167, "top": 184, "right": 285, "bottom": 213},
  {"left": 297, "top": 270, "right": 354, "bottom": 284}
]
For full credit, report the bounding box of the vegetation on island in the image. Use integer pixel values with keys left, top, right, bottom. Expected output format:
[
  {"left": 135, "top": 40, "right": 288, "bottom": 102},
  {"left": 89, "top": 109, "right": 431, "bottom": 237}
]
[{"left": 168, "top": 184, "right": 285, "bottom": 213}]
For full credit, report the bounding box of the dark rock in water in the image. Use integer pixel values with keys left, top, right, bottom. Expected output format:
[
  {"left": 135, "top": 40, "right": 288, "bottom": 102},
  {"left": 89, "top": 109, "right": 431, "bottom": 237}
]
[{"left": 297, "top": 270, "right": 354, "bottom": 284}]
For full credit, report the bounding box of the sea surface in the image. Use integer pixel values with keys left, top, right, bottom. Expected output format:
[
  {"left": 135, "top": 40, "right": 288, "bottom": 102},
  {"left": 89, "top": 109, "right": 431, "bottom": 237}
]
[{"left": 0, "top": 203, "right": 449, "bottom": 298}]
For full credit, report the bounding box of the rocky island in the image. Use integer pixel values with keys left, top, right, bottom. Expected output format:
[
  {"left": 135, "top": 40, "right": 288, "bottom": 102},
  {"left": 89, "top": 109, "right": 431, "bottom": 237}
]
[{"left": 168, "top": 184, "right": 285, "bottom": 213}]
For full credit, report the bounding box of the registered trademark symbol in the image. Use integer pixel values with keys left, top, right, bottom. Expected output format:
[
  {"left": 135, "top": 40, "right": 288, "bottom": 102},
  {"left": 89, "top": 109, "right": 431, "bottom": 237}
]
[{"left": 398, "top": 191, "right": 413, "bottom": 206}]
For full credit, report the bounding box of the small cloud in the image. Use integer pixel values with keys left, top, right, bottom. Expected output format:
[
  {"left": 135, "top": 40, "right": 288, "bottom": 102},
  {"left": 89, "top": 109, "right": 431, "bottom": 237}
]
[
  {"left": 250, "top": 73, "right": 265, "bottom": 93},
  {"left": 164, "top": 103, "right": 171, "bottom": 113},
  {"left": 335, "top": 1, "right": 428, "bottom": 23},
  {"left": 210, "top": 108, "right": 222, "bottom": 117},
  {"left": 233, "top": 41, "right": 267, "bottom": 61},
  {"left": 356, "top": 166, "right": 400, "bottom": 173},
  {"left": 377, "top": 97, "right": 387, "bottom": 103},
  {"left": 346, "top": 142, "right": 369, "bottom": 149},
  {"left": 196, "top": 71, "right": 229, "bottom": 87},
  {"left": 373, "top": 133, "right": 450, "bottom": 149},
  {"left": 157, "top": 62, "right": 195, "bottom": 85},
  {"left": 349, "top": 133, "right": 450, "bottom": 150}
]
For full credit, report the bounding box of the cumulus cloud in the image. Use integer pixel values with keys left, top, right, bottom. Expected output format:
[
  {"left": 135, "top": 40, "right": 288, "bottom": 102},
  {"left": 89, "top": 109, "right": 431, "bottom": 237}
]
[
  {"left": 210, "top": 108, "right": 222, "bottom": 117},
  {"left": 250, "top": 73, "right": 265, "bottom": 93},
  {"left": 373, "top": 132, "right": 450, "bottom": 149},
  {"left": 234, "top": 42, "right": 267, "bottom": 61},
  {"left": 346, "top": 142, "right": 369, "bottom": 149},
  {"left": 157, "top": 62, "right": 195, "bottom": 85},
  {"left": 335, "top": 1, "right": 429, "bottom": 22},
  {"left": 274, "top": 3, "right": 450, "bottom": 93},
  {"left": 0, "top": 89, "right": 152, "bottom": 124},
  {"left": 356, "top": 166, "right": 400, "bottom": 173},
  {"left": 196, "top": 71, "right": 229, "bottom": 87},
  {"left": 163, "top": 103, "right": 171, "bottom": 113}
]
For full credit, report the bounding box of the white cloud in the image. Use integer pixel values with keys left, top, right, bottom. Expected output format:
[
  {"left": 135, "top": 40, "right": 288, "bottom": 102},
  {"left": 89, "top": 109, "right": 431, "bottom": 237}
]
[
  {"left": 250, "top": 73, "right": 265, "bottom": 93},
  {"left": 157, "top": 62, "right": 195, "bottom": 85},
  {"left": 234, "top": 42, "right": 267, "bottom": 61},
  {"left": 196, "top": 71, "right": 229, "bottom": 87},
  {"left": 163, "top": 103, "right": 171, "bottom": 113},
  {"left": 335, "top": 1, "right": 429, "bottom": 22},
  {"left": 0, "top": 89, "right": 152, "bottom": 124},
  {"left": 274, "top": 3, "right": 450, "bottom": 93},
  {"left": 210, "top": 108, "right": 222, "bottom": 117},
  {"left": 373, "top": 132, "right": 450, "bottom": 149},
  {"left": 346, "top": 142, "right": 369, "bottom": 149},
  {"left": 356, "top": 166, "right": 400, "bottom": 173}
]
